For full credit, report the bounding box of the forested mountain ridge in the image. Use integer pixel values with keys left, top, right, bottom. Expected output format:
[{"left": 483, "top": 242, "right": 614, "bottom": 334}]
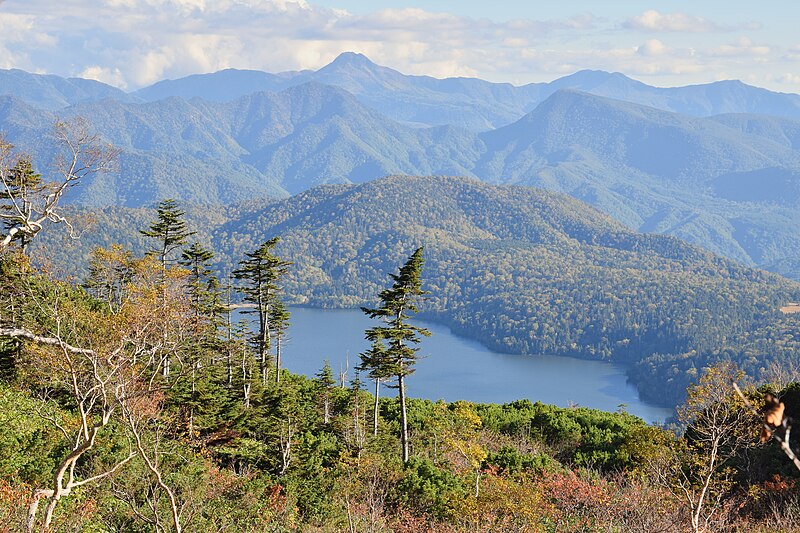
[
  {"left": 3, "top": 81, "right": 800, "bottom": 276},
  {"left": 0, "top": 68, "right": 138, "bottom": 111},
  {"left": 32, "top": 175, "right": 800, "bottom": 405},
  {"left": 474, "top": 90, "right": 800, "bottom": 268},
  {"left": 212, "top": 176, "right": 800, "bottom": 405}
]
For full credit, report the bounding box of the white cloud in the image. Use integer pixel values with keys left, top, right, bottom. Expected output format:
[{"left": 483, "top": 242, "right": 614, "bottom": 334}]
[
  {"left": 625, "top": 10, "right": 724, "bottom": 33},
  {"left": 711, "top": 37, "right": 770, "bottom": 58},
  {"left": 79, "top": 66, "right": 127, "bottom": 88},
  {"left": 0, "top": 0, "right": 600, "bottom": 87},
  {"left": 637, "top": 39, "right": 668, "bottom": 57},
  {"left": 779, "top": 73, "right": 800, "bottom": 85},
  {"left": 503, "top": 38, "right": 529, "bottom": 48}
]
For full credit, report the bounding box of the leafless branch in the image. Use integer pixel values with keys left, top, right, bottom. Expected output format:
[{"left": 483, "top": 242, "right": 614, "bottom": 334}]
[{"left": 732, "top": 381, "right": 800, "bottom": 472}]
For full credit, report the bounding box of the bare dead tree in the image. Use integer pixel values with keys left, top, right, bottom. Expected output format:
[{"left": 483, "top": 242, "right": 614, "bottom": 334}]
[
  {"left": 279, "top": 417, "right": 295, "bottom": 475},
  {"left": 15, "top": 312, "right": 135, "bottom": 532},
  {"left": 118, "top": 384, "right": 183, "bottom": 533},
  {"left": 0, "top": 119, "right": 117, "bottom": 251},
  {"left": 4, "top": 258, "right": 188, "bottom": 532}
]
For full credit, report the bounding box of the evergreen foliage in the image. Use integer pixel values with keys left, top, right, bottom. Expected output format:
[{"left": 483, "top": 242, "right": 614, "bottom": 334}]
[
  {"left": 0, "top": 158, "right": 42, "bottom": 253},
  {"left": 180, "top": 242, "right": 225, "bottom": 336},
  {"left": 233, "top": 238, "right": 292, "bottom": 385},
  {"left": 361, "top": 247, "right": 430, "bottom": 463},
  {"left": 140, "top": 198, "right": 195, "bottom": 268}
]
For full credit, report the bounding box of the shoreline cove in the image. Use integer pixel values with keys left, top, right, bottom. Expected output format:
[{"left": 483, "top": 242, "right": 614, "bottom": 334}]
[{"left": 274, "top": 306, "right": 674, "bottom": 424}]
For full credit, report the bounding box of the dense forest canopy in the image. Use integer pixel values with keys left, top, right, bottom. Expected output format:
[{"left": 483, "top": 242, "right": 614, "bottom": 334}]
[
  {"left": 32, "top": 175, "right": 800, "bottom": 406},
  {"left": 4, "top": 219, "right": 800, "bottom": 531}
]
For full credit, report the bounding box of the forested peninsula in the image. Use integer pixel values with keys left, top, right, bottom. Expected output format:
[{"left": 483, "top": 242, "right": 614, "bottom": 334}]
[{"left": 33, "top": 175, "right": 800, "bottom": 406}]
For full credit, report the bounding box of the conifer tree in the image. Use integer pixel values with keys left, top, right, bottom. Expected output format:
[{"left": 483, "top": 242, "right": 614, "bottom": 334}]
[
  {"left": 140, "top": 199, "right": 195, "bottom": 269},
  {"left": 348, "top": 369, "right": 366, "bottom": 454},
  {"left": 360, "top": 247, "right": 430, "bottom": 463},
  {"left": 270, "top": 297, "right": 290, "bottom": 383},
  {"left": 315, "top": 360, "right": 336, "bottom": 424},
  {"left": 233, "top": 238, "right": 291, "bottom": 386},
  {"left": 140, "top": 199, "right": 194, "bottom": 376},
  {"left": 358, "top": 341, "right": 389, "bottom": 436},
  {"left": 180, "top": 242, "right": 224, "bottom": 339}
]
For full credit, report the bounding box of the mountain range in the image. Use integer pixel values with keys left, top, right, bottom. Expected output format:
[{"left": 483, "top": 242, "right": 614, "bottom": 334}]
[
  {"left": 7, "top": 52, "right": 800, "bottom": 131},
  {"left": 2, "top": 56, "right": 800, "bottom": 277}
]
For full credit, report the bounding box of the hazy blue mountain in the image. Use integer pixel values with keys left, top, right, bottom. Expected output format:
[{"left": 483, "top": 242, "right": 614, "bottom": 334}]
[
  {"left": 0, "top": 95, "right": 57, "bottom": 152},
  {"left": 4, "top": 55, "right": 800, "bottom": 132},
  {"left": 709, "top": 113, "right": 800, "bottom": 150},
  {"left": 206, "top": 83, "right": 483, "bottom": 193},
  {"left": 474, "top": 90, "right": 800, "bottom": 268},
  {"left": 288, "top": 52, "right": 541, "bottom": 130},
  {"left": 0, "top": 82, "right": 482, "bottom": 202},
  {"left": 0, "top": 69, "right": 137, "bottom": 110},
  {"left": 542, "top": 71, "right": 800, "bottom": 118},
  {"left": 478, "top": 89, "right": 800, "bottom": 187},
  {"left": 0, "top": 94, "right": 287, "bottom": 206},
  {"left": 135, "top": 52, "right": 541, "bottom": 130},
  {"left": 130, "top": 53, "right": 800, "bottom": 130},
  {"left": 4, "top": 74, "right": 800, "bottom": 277},
  {"left": 133, "top": 68, "right": 290, "bottom": 102}
]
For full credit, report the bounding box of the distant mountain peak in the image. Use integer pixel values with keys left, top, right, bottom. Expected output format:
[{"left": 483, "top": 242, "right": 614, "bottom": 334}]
[
  {"left": 320, "top": 52, "right": 385, "bottom": 74},
  {"left": 331, "top": 51, "right": 373, "bottom": 65},
  {"left": 316, "top": 52, "right": 396, "bottom": 77}
]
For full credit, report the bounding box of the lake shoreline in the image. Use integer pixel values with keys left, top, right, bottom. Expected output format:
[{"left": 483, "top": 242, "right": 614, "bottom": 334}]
[{"left": 269, "top": 306, "right": 675, "bottom": 424}]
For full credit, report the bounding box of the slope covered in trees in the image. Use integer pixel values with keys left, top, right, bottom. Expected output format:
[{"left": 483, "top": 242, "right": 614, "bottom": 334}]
[
  {"left": 2, "top": 82, "right": 800, "bottom": 275},
  {"left": 213, "top": 176, "right": 800, "bottom": 406},
  {"left": 6, "top": 229, "right": 800, "bottom": 531},
  {"left": 32, "top": 175, "right": 800, "bottom": 405}
]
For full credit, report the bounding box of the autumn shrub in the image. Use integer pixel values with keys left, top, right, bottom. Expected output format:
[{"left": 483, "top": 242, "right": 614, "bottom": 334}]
[{"left": 394, "top": 456, "right": 467, "bottom": 521}]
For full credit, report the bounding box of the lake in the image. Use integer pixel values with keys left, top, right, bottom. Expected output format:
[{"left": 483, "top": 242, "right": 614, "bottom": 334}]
[{"left": 276, "top": 306, "right": 674, "bottom": 423}]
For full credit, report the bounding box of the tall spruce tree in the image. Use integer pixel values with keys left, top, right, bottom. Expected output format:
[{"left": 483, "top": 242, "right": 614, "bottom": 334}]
[
  {"left": 360, "top": 247, "right": 430, "bottom": 463},
  {"left": 140, "top": 199, "right": 194, "bottom": 376},
  {"left": 358, "top": 341, "right": 390, "bottom": 436},
  {"left": 233, "top": 238, "right": 291, "bottom": 386},
  {"left": 180, "top": 242, "right": 224, "bottom": 339},
  {"left": 140, "top": 199, "right": 195, "bottom": 269},
  {"left": 315, "top": 360, "right": 336, "bottom": 424},
  {"left": 270, "top": 298, "right": 290, "bottom": 383}
]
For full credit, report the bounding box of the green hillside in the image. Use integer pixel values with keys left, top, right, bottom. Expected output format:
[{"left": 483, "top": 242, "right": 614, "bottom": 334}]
[{"left": 33, "top": 176, "right": 800, "bottom": 405}]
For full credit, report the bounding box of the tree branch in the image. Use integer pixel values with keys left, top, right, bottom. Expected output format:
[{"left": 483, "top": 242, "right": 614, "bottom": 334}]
[
  {"left": 732, "top": 381, "right": 800, "bottom": 472},
  {"left": 0, "top": 326, "right": 95, "bottom": 355}
]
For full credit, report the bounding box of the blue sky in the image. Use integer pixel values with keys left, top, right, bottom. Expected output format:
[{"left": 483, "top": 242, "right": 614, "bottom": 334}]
[{"left": 0, "top": 0, "right": 798, "bottom": 92}]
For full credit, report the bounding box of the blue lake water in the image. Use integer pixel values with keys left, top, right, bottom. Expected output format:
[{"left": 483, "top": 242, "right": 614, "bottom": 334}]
[{"left": 277, "top": 306, "right": 673, "bottom": 424}]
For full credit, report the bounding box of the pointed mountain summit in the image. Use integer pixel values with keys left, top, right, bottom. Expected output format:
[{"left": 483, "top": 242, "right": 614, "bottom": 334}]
[{"left": 319, "top": 51, "right": 381, "bottom": 71}]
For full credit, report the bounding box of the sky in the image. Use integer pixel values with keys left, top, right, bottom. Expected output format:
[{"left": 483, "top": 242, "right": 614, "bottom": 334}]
[{"left": 1, "top": 0, "right": 799, "bottom": 92}]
